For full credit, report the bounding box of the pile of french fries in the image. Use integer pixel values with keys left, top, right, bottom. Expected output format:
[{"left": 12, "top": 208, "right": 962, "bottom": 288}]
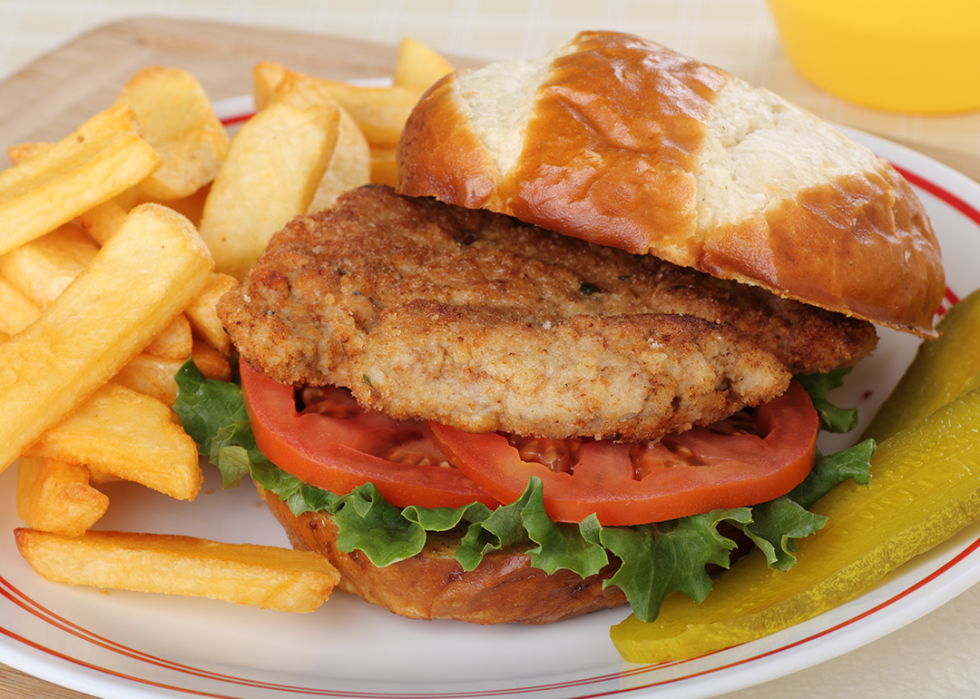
[{"left": 0, "top": 38, "right": 454, "bottom": 613}]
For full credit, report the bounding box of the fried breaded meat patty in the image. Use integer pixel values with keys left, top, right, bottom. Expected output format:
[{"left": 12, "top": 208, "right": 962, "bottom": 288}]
[{"left": 218, "top": 185, "right": 877, "bottom": 441}]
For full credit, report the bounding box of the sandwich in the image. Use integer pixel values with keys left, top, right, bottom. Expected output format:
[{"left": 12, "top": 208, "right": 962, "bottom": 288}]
[{"left": 184, "top": 31, "right": 944, "bottom": 625}]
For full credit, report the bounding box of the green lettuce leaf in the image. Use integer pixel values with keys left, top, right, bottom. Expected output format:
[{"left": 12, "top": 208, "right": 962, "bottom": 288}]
[
  {"left": 173, "top": 360, "right": 873, "bottom": 623},
  {"left": 797, "top": 368, "right": 859, "bottom": 433}
]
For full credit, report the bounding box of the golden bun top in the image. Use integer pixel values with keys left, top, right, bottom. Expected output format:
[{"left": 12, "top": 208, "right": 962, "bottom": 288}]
[{"left": 397, "top": 31, "right": 945, "bottom": 338}]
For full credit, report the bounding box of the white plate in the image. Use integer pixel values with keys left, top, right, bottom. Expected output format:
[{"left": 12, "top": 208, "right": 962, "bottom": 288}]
[{"left": 2, "top": 110, "right": 979, "bottom": 699}]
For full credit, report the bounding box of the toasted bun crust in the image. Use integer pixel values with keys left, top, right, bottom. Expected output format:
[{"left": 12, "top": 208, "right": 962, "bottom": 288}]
[
  {"left": 257, "top": 485, "right": 627, "bottom": 624},
  {"left": 397, "top": 31, "right": 944, "bottom": 338}
]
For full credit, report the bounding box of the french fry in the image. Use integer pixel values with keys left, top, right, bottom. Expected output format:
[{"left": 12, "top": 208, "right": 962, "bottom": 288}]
[
  {"left": 112, "top": 342, "right": 232, "bottom": 405},
  {"left": 0, "top": 223, "right": 99, "bottom": 309},
  {"left": 157, "top": 183, "right": 210, "bottom": 228},
  {"left": 0, "top": 274, "right": 40, "bottom": 335},
  {"left": 392, "top": 36, "right": 455, "bottom": 92},
  {"left": 7, "top": 141, "right": 53, "bottom": 166},
  {"left": 115, "top": 66, "right": 230, "bottom": 201},
  {"left": 15, "top": 457, "right": 109, "bottom": 537},
  {"left": 76, "top": 198, "right": 128, "bottom": 245},
  {"left": 307, "top": 109, "right": 371, "bottom": 212},
  {"left": 252, "top": 61, "right": 289, "bottom": 111},
  {"left": 15, "top": 528, "right": 342, "bottom": 613},
  {"left": 253, "top": 63, "right": 371, "bottom": 213},
  {"left": 183, "top": 272, "right": 237, "bottom": 355},
  {"left": 304, "top": 79, "right": 420, "bottom": 150},
  {"left": 0, "top": 203, "right": 213, "bottom": 471},
  {"left": 370, "top": 146, "right": 399, "bottom": 187},
  {"left": 25, "top": 382, "right": 202, "bottom": 501},
  {"left": 0, "top": 103, "right": 161, "bottom": 256},
  {"left": 7, "top": 142, "right": 131, "bottom": 245},
  {"left": 0, "top": 217, "right": 196, "bottom": 362},
  {"left": 112, "top": 353, "right": 184, "bottom": 407},
  {"left": 198, "top": 99, "right": 340, "bottom": 279},
  {"left": 143, "top": 312, "right": 193, "bottom": 360},
  {"left": 191, "top": 338, "right": 233, "bottom": 382}
]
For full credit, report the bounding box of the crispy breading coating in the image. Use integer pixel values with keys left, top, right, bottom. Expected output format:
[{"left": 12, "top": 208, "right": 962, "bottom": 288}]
[{"left": 218, "top": 186, "right": 876, "bottom": 440}]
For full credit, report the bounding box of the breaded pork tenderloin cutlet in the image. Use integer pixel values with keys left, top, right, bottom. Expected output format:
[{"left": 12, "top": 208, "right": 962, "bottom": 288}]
[
  {"left": 352, "top": 301, "right": 788, "bottom": 440},
  {"left": 218, "top": 185, "right": 877, "bottom": 440}
]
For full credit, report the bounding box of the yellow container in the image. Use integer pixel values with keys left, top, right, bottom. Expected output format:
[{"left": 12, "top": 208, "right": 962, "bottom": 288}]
[{"left": 766, "top": 0, "right": 980, "bottom": 114}]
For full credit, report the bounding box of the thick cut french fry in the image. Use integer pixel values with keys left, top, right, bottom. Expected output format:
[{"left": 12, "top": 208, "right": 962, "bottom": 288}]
[
  {"left": 0, "top": 223, "right": 99, "bottom": 309},
  {"left": 305, "top": 79, "right": 420, "bottom": 150},
  {"left": 7, "top": 143, "right": 129, "bottom": 245},
  {"left": 198, "top": 99, "right": 339, "bottom": 279},
  {"left": 7, "top": 141, "right": 53, "bottom": 166},
  {"left": 183, "top": 272, "right": 237, "bottom": 355},
  {"left": 116, "top": 66, "right": 230, "bottom": 201},
  {"left": 112, "top": 343, "right": 232, "bottom": 405},
  {"left": 190, "top": 338, "right": 233, "bottom": 381},
  {"left": 0, "top": 203, "right": 213, "bottom": 471},
  {"left": 157, "top": 183, "right": 210, "bottom": 228},
  {"left": 252, "top": 61, "right": 289, "bottom": 111},
  {"left": 0, "top": 103, "right": 161, "bottom": 256},
  {"left": 76, "top": 198, "right": 128, "bottom": 245},
  {"left": 0, "top": 274, "right": 40, "bottom": 335},
  {"left": 15, "top": 457, "right": 109, "bottom": 537},
  {"left": 112, "top": 353, "right": 183, "bottom": 406},
  {"left": 392, "top": 36, "right": 455, "bottom": 92},
  {"left": 370, "top": 146, "right": 399, "bottom": 187},
  {"left": 143, "top": 312, "right": 193, "bottom": 360},
  {"left": 25, "top": 382, "right": 202, "bottom": 500},
  {"left": 15, "top": 528, "right": 341, "bottom": 613}
]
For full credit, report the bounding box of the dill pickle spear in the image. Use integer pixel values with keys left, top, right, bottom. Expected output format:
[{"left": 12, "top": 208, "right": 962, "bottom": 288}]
[
  {"left": 611, "top": 386, "right": 980, "bottom": 663},
  {"left": 862, "top": 288, "right": 980, "bottom": 444}
]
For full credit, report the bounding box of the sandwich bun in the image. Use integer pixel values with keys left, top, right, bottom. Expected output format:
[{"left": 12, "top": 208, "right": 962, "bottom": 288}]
[
  {"left": 397, "top": 30, "right": 945, "bottom": 338},
  {"left": 258, "top": 486, "right": 627, "bottom": 624}
]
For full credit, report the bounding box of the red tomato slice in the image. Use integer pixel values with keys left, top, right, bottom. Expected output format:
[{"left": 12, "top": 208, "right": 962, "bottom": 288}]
[
  {"left": 240, "top": 361, "right": 501, "bottom": 509},
  {"left": 429, "top": 381, "right": 820, "bottom": 526}
]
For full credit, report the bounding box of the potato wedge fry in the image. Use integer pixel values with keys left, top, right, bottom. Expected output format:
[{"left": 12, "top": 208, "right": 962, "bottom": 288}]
[
  {"left": 0, "top": 203, "right": 213, "bottom": 471},
  {"left": 0, "top": 274, "right": 40, "bottom": 335},
  {"left": 307, "top": 109, "right": 371, "bottom": 212},
  {"left": 252, "top": 61, "right": 288, "bottom": 111},
  {"left": 198, "top": 99, "right": 340, "bottom": 279},
  {"left": 370, "top": 146, "right": 399, "bottom": 187},
  {"left": 393, "top": 36, "right": 455, "bottom": 92},
  {"left": 191, "top": 338, "right": 233, "bottom": 382},
  {"left": 143, "top": 312, "right": 193, "bottom": 360},
  {"left": 15, "top": 528, "right": 341, "bottom": 613},
  {"left": 157, "top": 183, "right": 210, "bottom": 228},
  {"left": 305, "top": 79, "right": 420, "bottom": 150},
  {"left": 116, "top": 66, "right": 230, "bottom": 201},
  {"left": 16, "top": 457, "right": 109, "bottom": 537},
  {"left": 0, "top": 223, "right": 99, "bottom": 309},
  {"left": 76, "top": 198, "right": 128, "bottom": 245},
  {"left": 183, "top": 272, "right": 237, "bottom": 355},
  {"left": 0, "top": 103, "right": 161, "bottom": 256},
  {"left": 25, "top": 382, "right": 202, "bottom": 500},
  {"left": 112, "top": 353, "right": 183, "bottom": 407},
  {"left": 113, "top": 342, "right": 232, "bottom": 404},
  {"left": 253, "top": 63, "right": 370, "bottom": 213}
]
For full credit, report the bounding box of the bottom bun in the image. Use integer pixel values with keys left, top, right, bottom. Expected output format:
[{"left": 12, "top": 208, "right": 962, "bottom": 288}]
[{"left": 257, "top": 484, "right": 628, "bottom": 624}]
